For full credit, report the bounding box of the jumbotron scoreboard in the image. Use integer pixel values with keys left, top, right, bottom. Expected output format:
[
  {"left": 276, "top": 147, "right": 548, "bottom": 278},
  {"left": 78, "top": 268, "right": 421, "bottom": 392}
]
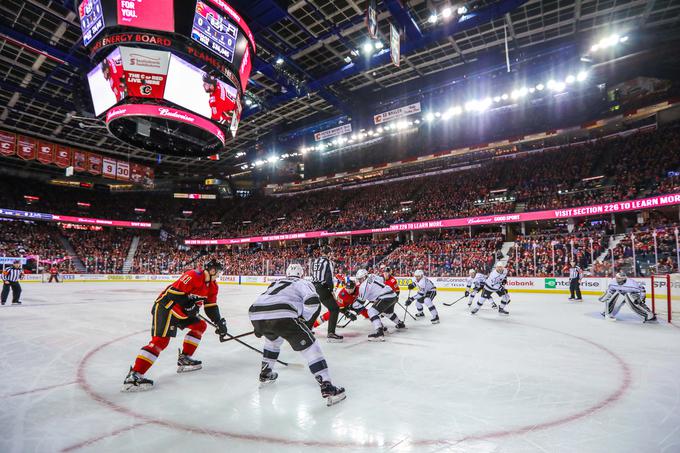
[{"left": 76, "top": 0, "right": 256, "bottom": 157}]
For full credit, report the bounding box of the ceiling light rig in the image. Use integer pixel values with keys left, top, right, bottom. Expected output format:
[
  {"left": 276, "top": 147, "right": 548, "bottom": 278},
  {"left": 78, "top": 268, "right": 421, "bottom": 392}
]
[{"left": 240, "top": 70, "right": 592, "bottom": 169}]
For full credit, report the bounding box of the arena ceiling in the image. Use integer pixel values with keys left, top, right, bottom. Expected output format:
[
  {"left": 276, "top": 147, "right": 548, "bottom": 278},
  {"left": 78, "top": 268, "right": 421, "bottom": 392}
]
[{"left": 1, "top": 0, "right": 679, "bottom": 179}]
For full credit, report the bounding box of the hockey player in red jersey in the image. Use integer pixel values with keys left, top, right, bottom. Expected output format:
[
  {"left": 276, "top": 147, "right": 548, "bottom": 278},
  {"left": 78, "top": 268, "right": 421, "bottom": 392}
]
[
  {"left": 202, "top": 73, "right": 236, "bottom": 124},
  {"left": 102, "top": 56, "right": 126, "bottom": 102},
  {"left": 314, "top": 280, "right": 367, "bottom": 328},
  {"left": 122, "top": 259, "right": 228, "bottom": 392},
  {"left": 382, "top": 266, "right": 400, "bottom": 297}
]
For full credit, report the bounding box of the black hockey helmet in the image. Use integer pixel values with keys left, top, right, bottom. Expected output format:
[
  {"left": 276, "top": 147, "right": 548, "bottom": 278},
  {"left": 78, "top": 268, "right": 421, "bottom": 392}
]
[
  {"left": 345, "top": 279, "right": 356, "bottom": 290},
  {"left": 202, "top": 72, "right": 216, "bottom": 85},
  {"left": 204, "top": 259, "right": 223, "bottom": 272}
]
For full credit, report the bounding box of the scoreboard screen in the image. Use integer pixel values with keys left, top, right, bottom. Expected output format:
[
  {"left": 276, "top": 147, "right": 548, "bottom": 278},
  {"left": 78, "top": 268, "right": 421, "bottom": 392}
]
[
  {"left": 191, "top": 0, "right": 239, "bottom": 63},
  {"left": 78, "top": 0, "right": 105, "bottom": 46}
]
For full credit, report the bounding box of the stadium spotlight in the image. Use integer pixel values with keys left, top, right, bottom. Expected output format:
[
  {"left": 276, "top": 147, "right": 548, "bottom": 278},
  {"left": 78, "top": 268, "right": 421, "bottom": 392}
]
[
  {"left": 619, "top": 35, "right": 629, "bottom": 42},
  {"left": 565, "top": 74, "right": 576, "bottom": 84},
  {"left": 529, "top": 87, "right": 536, "bottom": 94},
  {"left": 518, "top": 87, "right": 528, "bottom": 97},
  {"left": 501, "top": 93, "right": 509, "bottom": 100},
  {"left": 343, "top": 56, "right": 352, "bottom": 63},
  {"left": 375, "top": 41, "right": 384, "bottom": 50},
  {"left": 442, "top": 110, "right": 453, "bottom": 120},
  {"left": 425, "top": 112, "right": 435, "bottom": 122},
  {"left": 442, "top": 7, "right": 452, "bottom": 18},
  {"left": 464, "top": 100, "right": 477, "bottom": 111},
  {"left": 546, "top": 79, "right": 557, "bottom": 90},
  {"left": 377, "top": 127, "right": 384, "bottom": 133},
  {"left": 363, "top": 41, "right": 374, "bottom": 55},
  {"left": 414, "top": 119, "right": 421, "bottom": 124},
  {"left": 245, "top": 98, "right": 253, "bottom": 106},
  {"left": 510, "top": 90, "right": 520, "bottom": 100},
  {"left": 577, "top": 70, "right": 588, "bottom": 82},
  {"left": 428, "top": 13, "right": 438, "bottom": 24},
  {"left": 457, "top": 5, "right": 468, "bottom": 15},
  {"left": 275, "top": 57, "right": 284, "bottom": 65},
  {"left": 434, "top": 111, "right": 442, "bottom": 118},
  {"left": 451, "top": 106, "right": 463, "bottom": 115},
  {"left": 554, "top": 81, "right": 566, "bottom": 92},
  {"left": 535, "top": 83, "right": 545, "bottom": 91}
]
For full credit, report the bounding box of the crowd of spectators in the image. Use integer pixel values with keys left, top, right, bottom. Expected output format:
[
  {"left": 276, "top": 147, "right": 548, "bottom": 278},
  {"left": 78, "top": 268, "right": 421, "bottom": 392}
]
[
  {"left": 0, "top": 220, "right": 75, "bottom": 272},
  {"left": 1, "top": 124, "right": 679, "bottom": 277}
]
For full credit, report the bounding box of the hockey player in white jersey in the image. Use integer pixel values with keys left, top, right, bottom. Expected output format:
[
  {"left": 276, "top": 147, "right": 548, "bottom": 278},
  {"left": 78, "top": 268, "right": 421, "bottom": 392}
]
[
  {"left": 350, "top": 269, "right": 406, "bottom": 342},
  {"left": 465, "top": 269, "right": 487, "bottom": 307},
  {"left": 471, "top": 263, "right": 510, "bottom": 315},
  {"left": 406, "top": 270, "right": 440, "bottom": 323},
  {"left": 599, "top": 272, "right": 656, "bottom": 322},
  {"left": 248, "top": 264, "right": 346, "bottom": 406}
]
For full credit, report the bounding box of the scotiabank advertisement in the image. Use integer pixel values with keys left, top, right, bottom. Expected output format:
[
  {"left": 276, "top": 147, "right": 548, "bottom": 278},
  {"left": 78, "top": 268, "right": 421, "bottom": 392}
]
[
  {"left": 117, "top": 0, "right": 174, "bottom": 32},
  {"left": 119, "top": 47, "right": 170, "bottom": 98}
]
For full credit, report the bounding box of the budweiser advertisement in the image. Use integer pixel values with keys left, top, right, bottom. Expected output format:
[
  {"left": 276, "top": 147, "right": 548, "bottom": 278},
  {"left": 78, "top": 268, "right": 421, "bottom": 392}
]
[{"left": 185, "top": 193, "right": 680, "bottom": 245}]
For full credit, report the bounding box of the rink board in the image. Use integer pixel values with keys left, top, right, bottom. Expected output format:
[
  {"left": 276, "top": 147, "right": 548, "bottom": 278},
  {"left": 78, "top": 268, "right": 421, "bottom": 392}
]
[{"left": 25, "top": 273, "right": 667, "bottom": 297}]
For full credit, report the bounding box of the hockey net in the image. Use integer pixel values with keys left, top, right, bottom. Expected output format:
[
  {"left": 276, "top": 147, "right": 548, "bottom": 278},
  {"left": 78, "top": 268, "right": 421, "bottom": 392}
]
[{"left": 650, "top": 274, "right": 680, "bottom": 323}]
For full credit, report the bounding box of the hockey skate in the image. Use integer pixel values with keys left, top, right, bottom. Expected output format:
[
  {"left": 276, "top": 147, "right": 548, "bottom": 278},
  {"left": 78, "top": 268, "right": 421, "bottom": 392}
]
[
  {"left": 316, "top": 376, "right": 346, "bottom": 406},
  {"left": 368, "top": 329, "right": 385, "bottom": 342},
  {"left": 414, "top": 311, "right": 425, "bottom": 319},
  {"left": 177, "top": 349, "right": 202, "bottom": 373},
  {"left": 644, "top": 315, "right": 658, "bottom": 323},
  {"left": 327, "top": 332, "right": 344, "bottom": 343},
  {"left": 259, "top": 364, "right": 278, "bottom": 386},
  {"left": 491, "top": 302, "right": 498, "bottom": 309},
  {"left": 498, "top": 307, "right": 509, "bottom": 316},
  {"left": 394, "top": 321, "right": 407, "bottom": 330},
  {"left": 431, "top": 315, "right": 440, "bottom": 324},
  {"left": 121, "top": 367, "right": 153, "bottom": 392}
]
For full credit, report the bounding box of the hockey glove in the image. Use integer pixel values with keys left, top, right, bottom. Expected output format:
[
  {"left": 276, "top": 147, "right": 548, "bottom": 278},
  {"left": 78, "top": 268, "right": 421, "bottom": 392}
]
[
  {"left": 214, "top": 318, "right": 228, "bottom": 337},
  {"left": 405, "top": 297, "right": 414, "bottom": 307},
  {"left": 464, "top": 290, "right": 470, "bottom": 297},
  {"left": 341, "top": 308, "right": 357, "bottom": 321},
  {"left": 183, "top": 302, "right": 200, "bottom": 318},
  {"left": 407, "top": 283, "right": 416, "bottom": 290},
  {"left": 188, "top": 294, "right": 208, "bottom": 304}
]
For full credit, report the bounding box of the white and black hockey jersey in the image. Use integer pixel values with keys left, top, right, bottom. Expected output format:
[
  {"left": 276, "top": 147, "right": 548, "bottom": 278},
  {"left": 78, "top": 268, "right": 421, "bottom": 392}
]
[
  {"left": 355, "top": 275, "right": 396, "bottom": 306},
  {"left": 604, "top": 278, "right": 646, "bottom": 298},
  {"left": 413, "top": 276, "right": 437, "bottom": 299},
  {"left": 484, "top": 269, "right": 508, "bottom": 291},
  {"left": 248, "top": 277, "right": 321, "bottom": 322},
  {"left": 466, "top": 273, "right": 486, "bottom": 290}
]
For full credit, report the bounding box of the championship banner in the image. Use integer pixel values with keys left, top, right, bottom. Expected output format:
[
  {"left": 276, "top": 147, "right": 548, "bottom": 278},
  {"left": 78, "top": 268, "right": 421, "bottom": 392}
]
[
  {"left": 314, "top": 124, "right": 352, "bottom": 142},
  {"left": 144, "top": 166, "right": 155, "bottom": 182},
  {"left": 102, "top": 157, "right": 117, "bottom": 179},
  {"left": 37, "top": 141, "right": 55, "bottom": 164},
  {"left": 390, "top": 22, "right": 400, "bottom": 67},
  {"left": 116, "top": 161, "right": 130, "bottom": 180},
  {"left": 0, "top": 130, "right": 16, "bottom": 156},
  {"left": 55, "top": 145, "right": 71, "bottom": 168},
  {"left": 367, "top": 0, "right": 378, "bottom": 39},
  {"left": 73, "top": 150, "right": 88, "bottom": 172},
  {"left": 374, "top": 102, "right": 421, "bottom": 125},
  {"left": 16, "top": 136, "right": 37, "bottom": 160},
  {"left": 87, "top": 152, "right": 102, "bottom": 175},
  {"left": 119, "top": 47, "right": 170, "bottom": 99}
]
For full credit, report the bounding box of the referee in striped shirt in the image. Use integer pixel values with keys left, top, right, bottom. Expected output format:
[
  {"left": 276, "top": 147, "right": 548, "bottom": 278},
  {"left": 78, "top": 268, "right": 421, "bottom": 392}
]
[
  {"left": 568, "top": 260, "right": 582, "bottom": 301},
  {"left": 2, "top": 260, "right": 24, "bottom": 305},
  {"left": 311, "top": 246, "right": 343, "bottom": 342}
]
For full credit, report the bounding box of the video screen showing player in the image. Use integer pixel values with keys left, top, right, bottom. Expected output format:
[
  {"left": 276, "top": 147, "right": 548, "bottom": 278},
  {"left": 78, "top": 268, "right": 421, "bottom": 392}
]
[
  {"left": 164, "top": 54, "right": 237, "bottom": 123},
  {"left": 102, "top": 55, "right": 127, "bottom": 102},
  {"left": 202, "top": 73, "right": 236, "bottom": 125},
  {"left": 87, "top": 48, "right": 127, "bottom": 116}
]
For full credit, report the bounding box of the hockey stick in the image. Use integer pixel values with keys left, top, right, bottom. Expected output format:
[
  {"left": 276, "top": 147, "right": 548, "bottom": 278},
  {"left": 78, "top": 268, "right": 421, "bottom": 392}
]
[
  {"left": 444, "top": 295, "right": 466, "bottom": 307},
  {"left": 199, "top": 315, "right": 289, "bottom": 366},
  {"left": 397, "top": 300, "right": 417, "bottom": 321},
  {"left": 402, "top": 289, "right": 411, "bottom": 323},
  {"left": 218, "top": 330, "right": 255, "bottom": 343}
]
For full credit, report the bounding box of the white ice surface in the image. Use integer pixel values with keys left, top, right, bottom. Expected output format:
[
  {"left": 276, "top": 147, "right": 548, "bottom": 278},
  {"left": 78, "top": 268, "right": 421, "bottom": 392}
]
[{"left": 1, "top": 282, "right": 679, "bottom": 453}]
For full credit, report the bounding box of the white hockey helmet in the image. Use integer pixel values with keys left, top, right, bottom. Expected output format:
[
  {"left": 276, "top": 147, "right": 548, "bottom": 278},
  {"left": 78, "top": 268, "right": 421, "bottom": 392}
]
[
  {"left": 414, "top": 269, "right": 425, "bottom": 280},
  {"left": 615, "top": 272, "right": 627, "bottom": 285},
  {"left": 286, "top": 263, "right": 304, "bottom": 278},
  {"left": 495, "top": 263, "right": 505, "bottom": 273},
  {"left": 355, "top": 268, "right": 369, "bottom": 282},
  {"left": 468, "top": 269, "right": 476, "bottom": 277}
]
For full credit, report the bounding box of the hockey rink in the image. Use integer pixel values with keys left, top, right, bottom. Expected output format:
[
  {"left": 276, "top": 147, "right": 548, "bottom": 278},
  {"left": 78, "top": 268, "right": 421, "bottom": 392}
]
[{"left": 1, "top": 282, "right": 679, "bottom": 453}]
